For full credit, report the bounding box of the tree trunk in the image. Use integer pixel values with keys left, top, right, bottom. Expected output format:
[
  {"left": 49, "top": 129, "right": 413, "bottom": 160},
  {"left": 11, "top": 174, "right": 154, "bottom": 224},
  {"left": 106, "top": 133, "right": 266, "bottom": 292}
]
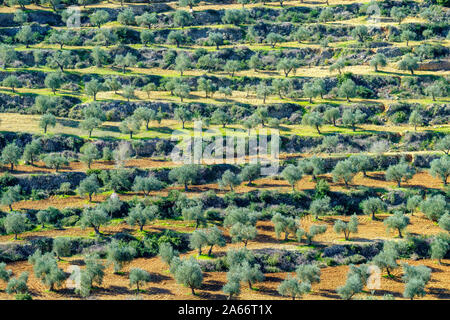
[
  {"left": 184, "top": 183, "right": 188, "bottom": 191},
  {"left": 208, "top": 245, "right": 213, "bottom": 256},
  {"left": 191, "top": 287, "right": 195, "bottom": 295}
]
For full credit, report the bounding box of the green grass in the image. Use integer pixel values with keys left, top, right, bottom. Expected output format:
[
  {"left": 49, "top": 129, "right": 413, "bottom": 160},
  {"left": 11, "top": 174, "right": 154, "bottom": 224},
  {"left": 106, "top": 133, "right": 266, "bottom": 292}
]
[{"left": 195, "top": 254, "right": 215, "bottom": 260}]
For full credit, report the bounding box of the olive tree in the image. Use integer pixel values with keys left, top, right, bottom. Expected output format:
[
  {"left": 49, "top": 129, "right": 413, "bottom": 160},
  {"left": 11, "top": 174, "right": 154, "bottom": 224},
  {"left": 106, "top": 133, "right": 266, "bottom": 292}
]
[
  {"left": 218, "top": 170, "right": 242, "bottom": 192},
  {"left": 119, "top": 116, "right": 141, "bottom": 140},
  {"left": 430, "top": 236, "right": 449, "bottom": 265},
  {"left": 129, "top": 268, "right": 151, "bottom": 293},
  {"left": 298, "top": 156, "right": 325, "bottom": 181},
  {"left": 385, "top": 161, "right": 416, "bottom": 187},
  {"left": 277, "top": 276, "right": 311, "bottom": 300},
  {"left": 22, "top": 140, "right": 42, "bottom": 166},
  {"left": 361, "top": 197, "right": 386, "bottom": 220},
  {"left": 169, "top": 164, "right": 200, "bottom": 191},
  {"left": 42, "top": 154, "right": 69, "bottom": 172},
  {"left": 420, "top": 194, "right": 448, "bottom": 222},
  {"left": 159, "top": 242, "right": 179, "bottom": 267},
  {"left": 429, "top": 156, "right": 450, "bottom": 186},
  {"left": 4, "top": 211, "right": 27, "bottom": 240},
  {"left": 338, "top": 79, "right": 357, "bottom": 102},
  {"left": 239, "top": 163, "right": 260, "bottom": 186},
  {"left": 435, "top": 135, "right": 450, "bottom": 155},
  {"left": 205, "top": 226, "right": 226, "bottom": 256},
  {"left": 189, "top": 229, "right": 208, "bottom": 255},
  {"left": 230, "top": 222, "right": 257, "bottom": 247},
  {"left": 333, "top": 215, "right": 358, "bottom": 240},
  {"left": 39, "top": 113, "right": 57, "bottom": 134},
  {"left": 398, "top": 54, "right": 419, "bottom": 75},
  {"left": 2, "top": 75, "right": 21, "bottom": 93},
  {"left": 302, "top": 112, "right": 324, "bottom": 134},
  {"left": 370, "top": 53, "right": 387, "bottom": 72},
  {"left": 272, "top": 213, "right": 298, "bottom": 241},
  {"left": 1, "top": 143, "right": 22, "bottom": 171},
  {"left": 408, "top": 110, "right": 423, "bottom": 131},
  {"left": 438, "top": 214, "right": 450, "bottom": 233},
  {"left": 80, "top": 143, "right": 100, "bottom": 169},
  {"left": 182, "top": 206, "right": 206, "bottom": 229},
  {"left": 0, "top": 262, "right": 12, "bottom": 283},
  {"left": 126, "top": 203, "right": 157, "bottom": 231},
  {"left": 28, "top": 251, "right": 66, "bottom": 291},
  {"left": 107, "top": 241, "right": 137, "bottom": 273},
  {"left": 384, "top": 211, "right": 410, "bottom": 238},
  {"left": 132, "top": 176, "right": 164, "bottom": 196},
  {"left": 52, "top": 237, "right": 72, "bottom": 260},
  {"left": 281, "top": 164, "right": 303, "bottom": 191},
  {"left": 342, "top": 108, "right": 365, "bottom": 132},
  {"left": 90, "top": 10, "right": 110, "bottom": 28},
  {"left": 296, "top": 224, "right": 327, "bottom": 245},
  {"left": 309, "top": 196, "right": 331, "bottom": 220},
  {"left": 372, "top": 245, "right": 398, "bottom": 277},
  {"left": 77, "top": 175, "right": 100, "bottom": 202},
  {"left": 332, "top": 159, "right": 357, "bottom": 188},
  {"left": 173, "top": 257, "right": 203, "bottom": 295},
  {"left": 296, "top": 264, "right": 321, "bottom": 284},
  {"left": 80, "top": 206, "right": 110, "bottom": 235}
]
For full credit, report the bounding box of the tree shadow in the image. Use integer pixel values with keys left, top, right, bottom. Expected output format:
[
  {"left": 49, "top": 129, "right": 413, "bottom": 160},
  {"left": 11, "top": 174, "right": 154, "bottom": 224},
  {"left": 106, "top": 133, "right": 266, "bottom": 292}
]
[
  {"left": 57, "top": 118, "right": 79, "bottom": 128},
  {"left": 147, "top": 287, "right": 174, "bottom": 295}
]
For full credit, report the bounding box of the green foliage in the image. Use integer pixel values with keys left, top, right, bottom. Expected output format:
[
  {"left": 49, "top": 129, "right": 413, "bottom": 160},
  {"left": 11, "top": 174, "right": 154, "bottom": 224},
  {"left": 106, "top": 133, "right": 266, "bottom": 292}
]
[
  {"left": 309, "top": 196, "right": 331, "bottom": 219},
  {"left": 28, "top": 251, "right": 66, "bottom": 291},
  {"left": 219, "top": 170, "right": 242, "bottom": 192},
  {"left": 332, "top": 159, "right": 357, "bottom": 188},
  {"left": 6, "top": 272, "right": 29, "bottom": 295},
  {"left": 272, "top": 213, "right": 297, "bottom": 240},
  {"left": 384, "top": 211, "right": 410, "bottom": 238},
  {"left": 79, "top": 206, "right": 110, "bottom": 235},
  {"left": 420, "top": 194, "right": 448, "bottom": 222},
  {"left": 1, "top": 143, "right": 22, "bottom": 171},
  {"left": 107, "top": 240, "right": 137, "bottom": 273},
  {"left": 0, "top": 262, "right": 12, "bottom": 283},
  {"left": 173, "top": 257, "right": 203, "bottom": 295},
  {"left": 169, "top": 164, "right": 199, "bottom": 191},
  {"left": 333, "top": 215, "right": 358, "bottom": 240},
  {"left": 4, "top": 211, "right": 27, "bottom": 240},
  {"left": 77, "top": 174, "right": 100, "bottom": 202},
  {"left": 296, "top": 264, "right": 321, "bottom": 284},
  {"left": 277, "top": 275, "right": 310, "bottom": 300},
  {"left": 281, "top": 164, "right": 303, "bottom": 191},
  {"left": 429, "top": 156, "right": 450, "bottom": 186},
  {"left": 129, "top": 268, "right": 151, "bottom": 292}
]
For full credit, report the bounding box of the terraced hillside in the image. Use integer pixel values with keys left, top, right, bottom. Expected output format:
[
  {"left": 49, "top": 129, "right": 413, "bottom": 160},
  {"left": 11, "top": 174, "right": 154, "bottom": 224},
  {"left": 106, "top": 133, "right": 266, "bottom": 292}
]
[{"left": 0, "top": 0, "right": 448, "bottom": 301}]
